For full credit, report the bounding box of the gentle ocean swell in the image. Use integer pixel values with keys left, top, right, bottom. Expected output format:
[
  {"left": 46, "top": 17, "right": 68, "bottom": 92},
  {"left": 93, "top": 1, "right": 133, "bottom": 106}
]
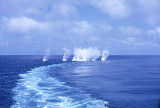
[{"left": 12, "top": 63, "right": 108, "bottom": 108}]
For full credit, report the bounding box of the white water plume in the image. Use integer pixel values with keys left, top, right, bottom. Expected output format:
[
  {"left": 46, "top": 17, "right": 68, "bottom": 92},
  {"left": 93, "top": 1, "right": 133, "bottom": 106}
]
[
  {"left": 43, "top": 49, "right": 50, "bottom": 62},
  {"left": 72, "top": 47, "right": 101, "bottom": 61},
  {"left": 101, "top": 49, "right": 109, "bottom": 61},
  {"left": 62, "top": 48, "right": 71, "bottom": 61}
]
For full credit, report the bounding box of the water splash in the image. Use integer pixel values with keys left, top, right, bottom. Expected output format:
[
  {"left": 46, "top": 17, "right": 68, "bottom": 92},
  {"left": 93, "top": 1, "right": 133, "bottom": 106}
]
[
  {"left": 62, "top": 48, "right": 71, "bottom": 61},
  {"left": 72, "top": 47, "right": 101, "bottom": 61},
  {"left": 43, "top": 49, "right": 50, "bottom": 62},
  {"left": 101, "top": 49, "right": 109, "bottom": 61}
]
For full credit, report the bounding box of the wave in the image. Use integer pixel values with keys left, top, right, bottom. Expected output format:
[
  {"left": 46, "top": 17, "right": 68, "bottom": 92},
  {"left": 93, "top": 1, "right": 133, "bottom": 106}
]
[{"left": 12, "top": 63, "right": 108, "bottom": 108}]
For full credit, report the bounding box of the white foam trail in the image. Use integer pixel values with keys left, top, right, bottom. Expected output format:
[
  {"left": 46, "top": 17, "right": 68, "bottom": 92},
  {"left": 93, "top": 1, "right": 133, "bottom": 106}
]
[
  {"left": 72, "top": 47, "right": 101, "bottom": 61},
  {"left": 12, "top": 63, "right": 109, "bottom": 108},
  {"left": 62, "top": 48, "right": 71, "bottom": 61},
  {"left": 43, "top": 49, "right": 50, "bottom": 62},
  {"left": 101, "top": 49, "right": 109, "bottom": 61}
]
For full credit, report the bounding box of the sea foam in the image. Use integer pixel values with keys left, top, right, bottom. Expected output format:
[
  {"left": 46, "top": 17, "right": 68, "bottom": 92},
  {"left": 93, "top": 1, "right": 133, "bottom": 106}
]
[{"left": 12, "top": 63, "right": 109, "bottom": 108}]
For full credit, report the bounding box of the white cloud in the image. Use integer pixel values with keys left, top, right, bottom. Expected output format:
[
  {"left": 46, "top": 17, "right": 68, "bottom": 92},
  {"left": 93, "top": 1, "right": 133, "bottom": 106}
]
[
  {"left": 100, "top": 25, "right": 112, "bottom": 32},
  {"left": 134, "top": 41, "right": 159, "bottom": 47},
  {"left": 6, "top": 17, "right": 51, "bottom": 33},
  {"left": 147, "top": 30, "right": 157, "bottom": 36},
  {"left": 135, "top": 0, "right": 160, "bottom": 26},
  {"left": 23, "top": 8, "right": 42, "bottom": 16},
  {"left": 58, "top": 4, "right": 77, "bottom": 17},
  {"left": 72, "top": 21, "right": 93, "bottom": 35},
  {"left": 0, "top": 0, "right": 160, "bottom": 55},
  {"left": 147, "top": 27, "right": 160, "bottom": 36},
  {"left": 156, "top": 28, "right": 160, "bottom": 34},
  {"left": 119, "top": 26, "right": 142, "bottom": 36},
  {"left": 109, "top": 37, "right": 159, "bottom": 47},
  {"left": 90, "top": 0, "right": 131, "bottom": 19},
  {"left": 90, "top": 36, "right": 100, "bottom": 42},
  {"left": 46, "top": 4, "right": 77, "bottom": 19},
  {"left": 0, "top": 42, "right": 8, "bottom": 47}
]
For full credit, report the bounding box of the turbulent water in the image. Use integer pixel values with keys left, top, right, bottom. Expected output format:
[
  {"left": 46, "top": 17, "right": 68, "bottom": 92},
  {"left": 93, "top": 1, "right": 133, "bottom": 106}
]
[{"left": 0, "top": 55, "right": 160, "bottom": 108}]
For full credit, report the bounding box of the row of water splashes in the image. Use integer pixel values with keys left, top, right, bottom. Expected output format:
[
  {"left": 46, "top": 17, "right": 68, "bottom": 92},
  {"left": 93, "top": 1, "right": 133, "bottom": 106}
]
[{"left": 43, "top": 47, "right": 109, "bottom": 62}]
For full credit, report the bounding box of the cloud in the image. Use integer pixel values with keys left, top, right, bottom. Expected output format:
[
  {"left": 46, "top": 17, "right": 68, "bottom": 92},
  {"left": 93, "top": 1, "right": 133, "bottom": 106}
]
[
  {"left": 0, "top": 42, "right": 8, "bottom": 47},
  {"left": 147, "top": 30, "right": 157, "bottom": 36},
  {"left": 100, "top": 25, "right": 112, "bottom": 32},
  {"left": 6, "top": 17, "right": 51, "bottom": 33},
  {"left": 55, "top": 4, "right": 77, "bottom": 17},
  {"left": 90, "top": 36, "right": 100, "bottom": 42},
  {"left": 135, "top": 0, "right": 160, "bottom": 26},
  {"left": 156, "top": 28, "right": 160, "bottom": 35},
  {"left": 46, "top": 3, "right": 77, "bottom": 19},
  {"left": 71, "top": 21, "right": 93, "bottom": 35},
  {"left": 119, "top": 26, "right": 142, "bottom": 36},
  {"left": 147, "top": 27, "right": 160, "bottom": 37},
  {"left": 109, "top": 37, "right": 159, "bottom": 47},
  {"left": 0, "top": 0, "right": 160, "bottom": 55},
  {"left": 90, "top": 0, "right": 131, "bottom": 19}
]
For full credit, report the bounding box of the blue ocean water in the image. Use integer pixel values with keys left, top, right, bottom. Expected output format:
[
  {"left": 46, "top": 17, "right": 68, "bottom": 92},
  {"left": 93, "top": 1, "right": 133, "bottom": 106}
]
[{"left": 0, "top": 55, "right": 160, "bottom": 108}]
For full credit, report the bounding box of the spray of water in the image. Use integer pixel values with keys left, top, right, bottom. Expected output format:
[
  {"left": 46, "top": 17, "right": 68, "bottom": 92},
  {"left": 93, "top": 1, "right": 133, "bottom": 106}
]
[
  {"left": 62, "top": 48, "right": 71, "bottom": 61},
  {"left": 42, "top": 47, "right": 109, "bottom": 62},
  {"left": 101, "top": 49, "right": 109, "bottom": 61},
  {"left": 72, "top": 47, "right": 101, "bottom": 61},
  {"left": 43, "top": 49, "right": 50, "bottom": 62}
]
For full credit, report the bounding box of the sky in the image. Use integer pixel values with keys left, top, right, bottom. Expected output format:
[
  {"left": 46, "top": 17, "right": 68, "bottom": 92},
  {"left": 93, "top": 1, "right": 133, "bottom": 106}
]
[{"left": 0, "top": 0, "right": 160, "bottom": 55}]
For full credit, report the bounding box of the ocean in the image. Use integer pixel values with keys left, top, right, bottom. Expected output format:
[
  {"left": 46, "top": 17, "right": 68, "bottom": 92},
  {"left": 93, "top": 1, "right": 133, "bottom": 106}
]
[{"left": 0, "top": 55, "right": 160, "bottom": 108}]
